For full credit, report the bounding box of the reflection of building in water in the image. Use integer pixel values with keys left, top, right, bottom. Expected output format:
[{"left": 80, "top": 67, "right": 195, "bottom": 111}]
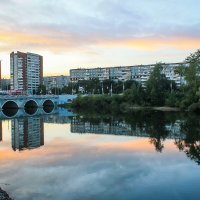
[
  {"left": 11, "top": 117, "right": 44, "bottom": 151},
  {"left": 71, "top": 118, "right": 183, "bottom": 139},
  {"left": 71, "top": 118, "right": 148, "bottom": 137},
  {"left": 43, "top": 109, "right": 75, "bottom": 124},
  {"left": 0, "top": 121, "right": 2, "bottom": 142},
  {"left": 44, "top": 114, "right": 72, "bottom": 124}
]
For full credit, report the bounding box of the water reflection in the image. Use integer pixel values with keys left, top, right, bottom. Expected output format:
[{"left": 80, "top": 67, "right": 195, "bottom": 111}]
[
  {"left": 2, "top": 108, "right": 18, "bottom": 117},
  {"left": 174, "top": 114, "right": 200, "bottom": 165},
  {"left": 43, "top": 105, "right": 54, "bottom": 113},
  {"left": 0, "top": 107, "right": 59, "bottom": 119},
  {"left": 0, "top": 121, "right": 2, "bottom": 142},
  {"left": 0, "top": 110, "right": 200, "bottom": 165},
  {"left": 0, "top": 110, "right": 200, "bottom": 200},
  {"left": 24, "top": 107, "right": 38, "bottom": 115},
  {"left": 71, "top": 111, "right": 200, "bottom": 165},
  {"left": 11, "top": 117, "right": 44, "bottom": 151}
]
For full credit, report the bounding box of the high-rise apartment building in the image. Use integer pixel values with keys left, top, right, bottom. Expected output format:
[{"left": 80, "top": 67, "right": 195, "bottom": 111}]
[
  {"left": 0, "top": 60, "right": 2, "bottom": 90},
  {"left": 10, "top": 51, "right": 43, "bottom": 92}
]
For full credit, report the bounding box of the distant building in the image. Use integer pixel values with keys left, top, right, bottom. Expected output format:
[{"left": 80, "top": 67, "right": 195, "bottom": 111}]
[
  {"left": 70, "top": 68, "right": 109, "bottom": 82},
  {"left": 109, "top": 66, "right": 131, "bottom": 82},
  {"left": 70, "top": 62, "right": 187, "bottom": 87},
  {"left": 1, "top": 79, "right": 10, "bottom": 90},
  {"left": 10, "top": 51, "right": 43, "bottom": 93},
  {"left": 43, "top": 75, "right": 70, "bottom": 91}
]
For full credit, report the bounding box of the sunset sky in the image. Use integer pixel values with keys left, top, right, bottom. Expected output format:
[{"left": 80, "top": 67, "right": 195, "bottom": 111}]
[{"left": 0, "top": 0, "right": 199, "bottom": 77}]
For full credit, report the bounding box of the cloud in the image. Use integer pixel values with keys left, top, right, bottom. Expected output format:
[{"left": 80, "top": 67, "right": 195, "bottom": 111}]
[
  {"left": 0, "top": 134, "right": 199, "bottom": 200},
  {"left": 0, "top": 0, "right": 200, "bottom": 76},
  {"left": 0, "top": 0, "right": 200, "bottom": 54}
]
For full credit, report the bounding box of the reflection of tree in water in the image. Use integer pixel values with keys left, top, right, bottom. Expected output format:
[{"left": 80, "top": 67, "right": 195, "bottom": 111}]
[
  {"left": 125, "top": 111, "right": 175, "bottom": 152},
  {"left": 175, "top": 114, "right": 200, "bottom": 165},
  {"left": 76, "top": 111, "right": 179, "bottom": 153},
  {"left": 144, "top": 112, "right": 170, "bottom": 152},
  {"left": 74, "top": 111, "right": 200, "bottom": 164}
]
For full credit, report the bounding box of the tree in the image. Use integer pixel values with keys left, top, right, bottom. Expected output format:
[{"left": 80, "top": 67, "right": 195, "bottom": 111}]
[
  {"left": 36, "top": 85, "right": 46, "bottom": 95},
  {"left": 124, "top": 83, "right": 144, "bottom": 105},
  {"left": 181, "top": 49, "right": 200, "bottom": 106},
  {"left": 51, "top": 87, "right": 61, "bottom": 95},
  {"left": 146, "top": 63, "right": 171, "bottom": 106}
]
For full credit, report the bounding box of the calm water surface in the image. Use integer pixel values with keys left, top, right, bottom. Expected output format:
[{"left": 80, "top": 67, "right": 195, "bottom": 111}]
[{"left": 0, "top": 109, "right": 200, "bottom": 200}]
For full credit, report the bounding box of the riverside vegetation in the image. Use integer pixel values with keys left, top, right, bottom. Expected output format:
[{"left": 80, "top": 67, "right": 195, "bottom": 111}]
[{"left": 71, "top": 50, "right": 200, "bottom": 113}]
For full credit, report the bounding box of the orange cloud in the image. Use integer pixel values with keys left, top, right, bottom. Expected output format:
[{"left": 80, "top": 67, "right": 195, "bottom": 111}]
[
  {"left": 0, "top": 27, "right": 200, "bottom": 54},
  {"left": 96, "top": 138, "right": 154, "bottom": 152},
  {"left": 96, "top": 37, "right": 200, "bottom": 50}
]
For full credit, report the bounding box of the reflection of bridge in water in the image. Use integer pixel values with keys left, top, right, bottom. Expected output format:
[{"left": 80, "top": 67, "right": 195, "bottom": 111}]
[
  {"left": 0, "top": 107, "right": 58, "bottom": 119},
  {"left": 0, "top": 95, "right": 58, "bottom": 110},
  {"left": 0, "top": 109, "right": 75, "bottom": 151},
  {"left": 71, "top": 118, "right": 185, "bottom": 140}
]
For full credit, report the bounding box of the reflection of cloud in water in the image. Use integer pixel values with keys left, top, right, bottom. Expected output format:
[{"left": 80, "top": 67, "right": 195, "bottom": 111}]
[{"left": 1, "top": 137, "right": 200, "bottom": 200}]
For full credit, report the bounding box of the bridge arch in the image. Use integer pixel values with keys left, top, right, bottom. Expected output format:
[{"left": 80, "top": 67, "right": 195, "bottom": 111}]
[
  {"left": 24, "top": 99, "right": 38, "bottom": 108},
  {"left": 2, "top": 100, "right": 19, "bottom": 110},
  {"left": 2, "top": 100, "right": 19, "bottom": 117},
  {"left": 43, "top": 99, "right": 54, "bottom": 107},
  {"left": 2, "top": 109, "right": 18, "bottom": 118},
  {"left": 24, "top": 107, "right": 38, "bottom": 115}
]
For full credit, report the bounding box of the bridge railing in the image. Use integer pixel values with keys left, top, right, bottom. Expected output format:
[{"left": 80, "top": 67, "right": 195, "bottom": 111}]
[{"left": 0, "top": 95, "right": 59, "bottom": 100}]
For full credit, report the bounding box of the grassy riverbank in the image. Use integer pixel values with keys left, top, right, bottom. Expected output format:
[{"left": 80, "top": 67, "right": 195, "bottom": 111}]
[{"left": 70, "top": 94, "right": 200, "bottom": 114}]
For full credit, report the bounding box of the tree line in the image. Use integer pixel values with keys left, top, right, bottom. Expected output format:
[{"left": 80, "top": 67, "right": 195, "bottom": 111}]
[
  {"left": 73, "top": 111, "right": 200, "bottom": 164},
  {"left": 71, "top": 49, "right": 200, "bottom": 112}
]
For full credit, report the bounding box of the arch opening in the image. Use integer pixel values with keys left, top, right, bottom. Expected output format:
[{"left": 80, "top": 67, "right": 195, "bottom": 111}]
[
  {"left": 25, "top": 100, "right": 38, "bottom": 108},
  {"left": 2, "top": 108, "right": 18, "bottom": 117},
  {"left": 2, "top": 101, "right": 18, "bottom": 110},
  {"left": 2, "top": 101, "right": 19, "bottom": 117},
  {"left": 43, "top": 106, "right": 54, "bottom": 113},
  {"left": 24, "top": 107, "right": 38, "bottom": 115},
  {"left": 43, "top": 100, "right": 54, "bottom": 107}
]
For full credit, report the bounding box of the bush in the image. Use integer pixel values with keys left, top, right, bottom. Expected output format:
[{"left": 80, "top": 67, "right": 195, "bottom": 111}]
[{"left": 188, "top": 103, "right": 200, "bottom": 112}]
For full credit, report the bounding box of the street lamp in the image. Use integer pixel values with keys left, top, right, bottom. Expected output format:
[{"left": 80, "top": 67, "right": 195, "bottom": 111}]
[
  {"left": 101, "top": 81, "right": 104, "bottom": 94},
  {"left": 110, "top": 83, "right": 113, "bottom": 96}
]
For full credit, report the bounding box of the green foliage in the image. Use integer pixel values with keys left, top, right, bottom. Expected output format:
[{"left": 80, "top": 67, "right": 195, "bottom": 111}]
[
  {"left": 51, "top": 87, "right": 61, "bottom": 95},
  {"left": 124, "top": 83, "right": 144, "bottom": 105},
  {"left": 188, "top": 103, "right": 200, "bottom": 112},
  {"left": 71, "top": 50, "right": 200, "bottom": 112},
  {"left": 36, "top": 85, "right": 46, "bottom": 95},
  {"left": 146, "top": 63, "right": 171, "bottom": 106},
  {"left": 178, "top": 49, "right": 200, "bottom": 107}
]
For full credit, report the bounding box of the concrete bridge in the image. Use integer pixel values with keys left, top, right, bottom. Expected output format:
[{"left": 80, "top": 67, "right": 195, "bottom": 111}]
[{"left": 0, "top": 95, "right": 59, "bottom": 110}]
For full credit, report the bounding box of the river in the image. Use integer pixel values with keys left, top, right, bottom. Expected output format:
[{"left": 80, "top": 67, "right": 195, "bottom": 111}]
[{"left": 0, "top": 109, "right": 199, "bottom": 200}]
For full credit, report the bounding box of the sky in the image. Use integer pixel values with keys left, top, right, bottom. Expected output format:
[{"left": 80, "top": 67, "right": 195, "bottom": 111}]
[{"left": 0, "top": 0, "right": 200, "bottom": 78}]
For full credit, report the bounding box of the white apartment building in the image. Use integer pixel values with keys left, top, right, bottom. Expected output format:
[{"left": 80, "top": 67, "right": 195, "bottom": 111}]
[
  {"left": 27, "top": 53, "right": 43, "bottom": 91},
  {"left": 70, "top": 63, "right": 187, "bottom": 87},
  {"left": 109, "top": 66, "right": 131, "bottom": 82},
  {"left": 43, "top": 75, "right": 70, "bottom": 91},
  {"left": 70, "top": 67, "right": 109, "bottom": 82},
  {"left": 10, "top": 51, "right": 43, "bottom": 92}
]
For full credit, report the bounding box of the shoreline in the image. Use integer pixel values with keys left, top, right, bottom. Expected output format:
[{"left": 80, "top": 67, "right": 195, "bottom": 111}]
[
  {"left": 128, "top": 106, "right": 182, "bottom": 112},
  {"left": 0, "top": 188, "right": 13, "bottom": 200}
]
